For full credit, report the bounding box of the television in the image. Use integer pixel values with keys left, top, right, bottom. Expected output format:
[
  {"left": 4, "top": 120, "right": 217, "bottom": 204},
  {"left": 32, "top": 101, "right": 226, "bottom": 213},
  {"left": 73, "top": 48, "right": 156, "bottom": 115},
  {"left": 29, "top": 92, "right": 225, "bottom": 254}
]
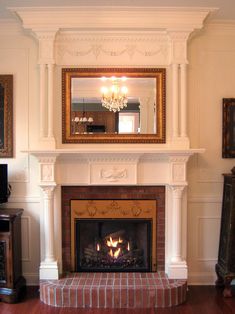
[{"left": 0, "top": 164, "right": 9, "bottom": 204}]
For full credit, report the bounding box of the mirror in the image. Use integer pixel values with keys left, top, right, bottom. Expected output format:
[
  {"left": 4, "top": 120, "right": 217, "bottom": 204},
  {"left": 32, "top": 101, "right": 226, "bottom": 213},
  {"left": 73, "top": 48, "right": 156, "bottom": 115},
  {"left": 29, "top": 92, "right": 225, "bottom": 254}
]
[{"left": 62, "top": 68, "right": 165, "bottom": 143}]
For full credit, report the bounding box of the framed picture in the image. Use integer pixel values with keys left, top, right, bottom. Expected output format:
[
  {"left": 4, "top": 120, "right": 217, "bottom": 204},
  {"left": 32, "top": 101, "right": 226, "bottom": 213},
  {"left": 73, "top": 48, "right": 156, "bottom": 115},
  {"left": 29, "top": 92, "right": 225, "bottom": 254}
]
[
  {"left": 222, "top": 98, "right": 235, "bottom": 158},
  {"left": 0, "top": 75, "right": 13, "bottom": 158}
]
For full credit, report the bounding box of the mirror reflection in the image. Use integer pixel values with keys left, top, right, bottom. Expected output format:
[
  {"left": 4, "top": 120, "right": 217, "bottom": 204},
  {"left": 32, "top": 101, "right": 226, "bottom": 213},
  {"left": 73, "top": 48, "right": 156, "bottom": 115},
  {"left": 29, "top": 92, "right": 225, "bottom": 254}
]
[{"left": 71, "top": 77, "right": 156, "bottom": 135}]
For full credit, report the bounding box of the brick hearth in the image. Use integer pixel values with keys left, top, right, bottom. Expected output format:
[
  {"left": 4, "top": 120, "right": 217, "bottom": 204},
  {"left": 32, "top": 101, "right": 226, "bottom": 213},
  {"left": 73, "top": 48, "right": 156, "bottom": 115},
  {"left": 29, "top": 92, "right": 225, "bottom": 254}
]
[{"left": 40, "top": 272, "right": 187, "bottom": 308}]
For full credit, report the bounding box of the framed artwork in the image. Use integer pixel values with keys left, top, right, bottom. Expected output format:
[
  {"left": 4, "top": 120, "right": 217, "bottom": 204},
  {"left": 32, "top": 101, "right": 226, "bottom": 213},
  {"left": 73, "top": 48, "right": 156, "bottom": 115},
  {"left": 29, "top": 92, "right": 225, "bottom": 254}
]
[
  {"left": 222, "top": 98, "right": 235, "bottom": 158},
  {"left": 0, "top": 75, "right": 13, "bottom": 158}
]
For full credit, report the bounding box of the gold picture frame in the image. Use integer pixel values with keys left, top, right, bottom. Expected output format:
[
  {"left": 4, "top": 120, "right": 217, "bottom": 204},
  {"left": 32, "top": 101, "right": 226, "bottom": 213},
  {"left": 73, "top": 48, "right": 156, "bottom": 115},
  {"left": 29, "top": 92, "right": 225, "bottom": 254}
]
[
  {"left": 0, "top": 75, "right": 13, "bottom": 158},
  {"left": 62, "top": 68, "right": 166, "bottom": 143}
]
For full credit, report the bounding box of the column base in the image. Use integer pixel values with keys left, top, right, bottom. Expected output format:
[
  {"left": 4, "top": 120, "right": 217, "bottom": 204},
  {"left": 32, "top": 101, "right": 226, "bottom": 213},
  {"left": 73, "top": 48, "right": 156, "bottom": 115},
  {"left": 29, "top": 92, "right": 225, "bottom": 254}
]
[
  {"left": 167, "top": 260, "right": 188, "bottom": 279},
  {"left": 39, "top": 261, "right": 59, "bottom": 280},
  {"left": 37, "top": 136, "right": 56, "bottom": 150}
]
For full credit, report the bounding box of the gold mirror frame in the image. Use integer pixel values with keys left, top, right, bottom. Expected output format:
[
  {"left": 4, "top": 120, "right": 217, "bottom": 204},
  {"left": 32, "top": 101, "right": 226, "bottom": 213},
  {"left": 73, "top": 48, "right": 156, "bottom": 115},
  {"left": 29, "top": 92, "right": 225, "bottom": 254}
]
[{"left": 62, "top": 68, "right": 166, "bottom": 143}]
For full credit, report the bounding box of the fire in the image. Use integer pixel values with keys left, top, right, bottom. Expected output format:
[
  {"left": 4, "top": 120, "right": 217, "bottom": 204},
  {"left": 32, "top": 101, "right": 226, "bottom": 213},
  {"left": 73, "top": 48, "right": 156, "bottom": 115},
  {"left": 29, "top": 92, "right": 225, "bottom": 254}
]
[
  {"left": 106, "top": 236, "right": 119, "bottom": 248},
  {"left": 107, "top": 237, "right": 123, "bottom": 259},
  {"left": 96, "top": 243, "right": 100, "bottom": 251},
  {"left": 114, "top": 248, "right": 121, "bottom": 258},
  {"left": 127, "top": 242, "right": 130, "bottom": 251},
  {"left": 109, "top": 248, "right": 121, "bottom": 259}
]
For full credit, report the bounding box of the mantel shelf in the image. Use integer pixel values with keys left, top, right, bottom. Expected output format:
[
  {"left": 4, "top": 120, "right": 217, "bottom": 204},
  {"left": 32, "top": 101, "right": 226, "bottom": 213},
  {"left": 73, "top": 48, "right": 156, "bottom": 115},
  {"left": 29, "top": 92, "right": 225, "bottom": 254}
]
[{"left": 23, "top": 147, "right": 205, "bottom": 158}]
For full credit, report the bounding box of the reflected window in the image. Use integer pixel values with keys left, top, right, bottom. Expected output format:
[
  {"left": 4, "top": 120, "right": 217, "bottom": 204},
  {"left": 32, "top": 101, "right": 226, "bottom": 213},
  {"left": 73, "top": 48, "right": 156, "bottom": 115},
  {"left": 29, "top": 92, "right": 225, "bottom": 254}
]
[{"left": 118, "top": 112, "right": 140, "bottom": 134}]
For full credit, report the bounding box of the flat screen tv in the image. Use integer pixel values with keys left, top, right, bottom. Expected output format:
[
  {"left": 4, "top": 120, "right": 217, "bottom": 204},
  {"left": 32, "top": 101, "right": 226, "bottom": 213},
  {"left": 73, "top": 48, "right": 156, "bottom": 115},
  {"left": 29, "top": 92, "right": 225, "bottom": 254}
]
[{"left": 0, "top": 164, "right": 8, "bottom": 204}]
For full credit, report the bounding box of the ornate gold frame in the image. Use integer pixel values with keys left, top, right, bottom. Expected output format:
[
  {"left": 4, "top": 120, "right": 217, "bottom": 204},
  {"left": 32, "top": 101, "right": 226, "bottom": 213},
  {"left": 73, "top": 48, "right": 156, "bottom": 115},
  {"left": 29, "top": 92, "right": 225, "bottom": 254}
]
[
  {"left": 62, "top": 68, "right": 166, "bottom": 143},
  {"left": 0, "top": 75, "right": 13, "bottom": 157}
]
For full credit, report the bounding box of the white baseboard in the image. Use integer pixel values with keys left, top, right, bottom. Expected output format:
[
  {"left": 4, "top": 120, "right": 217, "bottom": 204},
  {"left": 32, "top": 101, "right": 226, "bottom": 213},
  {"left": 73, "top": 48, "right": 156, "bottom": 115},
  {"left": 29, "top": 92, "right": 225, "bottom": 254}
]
[
  {"left": 188, "top": 272, "right": 217, "bottom": 285},
  {"left": 23, "top": 272, "right": 39, "bottom": 286}
]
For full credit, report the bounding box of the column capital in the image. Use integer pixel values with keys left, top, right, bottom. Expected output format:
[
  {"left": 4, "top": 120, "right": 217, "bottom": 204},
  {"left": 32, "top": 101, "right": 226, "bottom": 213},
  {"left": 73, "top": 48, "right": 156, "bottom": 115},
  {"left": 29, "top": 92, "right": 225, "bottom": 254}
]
[
  {"left": 168, "top": 30, "right": 190, "bottom": 64},
  {"left": 170, "top": 185, "right": 186, "bottom": 198},
  {"left": 40, "top": 185, "right": 56, "bottom": 199},
  {"left": 34, "top": 30, "right": 58, "bottom": 65}
]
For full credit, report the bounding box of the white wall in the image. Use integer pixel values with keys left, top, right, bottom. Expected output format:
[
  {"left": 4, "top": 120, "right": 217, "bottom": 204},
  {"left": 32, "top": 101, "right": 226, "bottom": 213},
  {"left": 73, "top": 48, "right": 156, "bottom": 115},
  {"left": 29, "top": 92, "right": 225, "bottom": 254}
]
[
  {"left": 1, "top": 19, "right": 235, "bottom": 285},
  {"left": 0, "top": 21, "right": 41, "bottom": 285},
  {"left": 187, "top": 22, "right": 235, "bottom": 284}
]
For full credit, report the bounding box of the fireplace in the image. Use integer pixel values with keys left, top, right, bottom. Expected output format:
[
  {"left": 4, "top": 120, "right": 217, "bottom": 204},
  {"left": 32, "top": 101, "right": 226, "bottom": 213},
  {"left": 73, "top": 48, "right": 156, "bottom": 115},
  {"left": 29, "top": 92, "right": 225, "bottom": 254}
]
[
  {"left": 62, "top": 186, "right": 165, "bottom": 274},
  {"left": 75, "top": 218, "right": 152, "bottom": 272}
]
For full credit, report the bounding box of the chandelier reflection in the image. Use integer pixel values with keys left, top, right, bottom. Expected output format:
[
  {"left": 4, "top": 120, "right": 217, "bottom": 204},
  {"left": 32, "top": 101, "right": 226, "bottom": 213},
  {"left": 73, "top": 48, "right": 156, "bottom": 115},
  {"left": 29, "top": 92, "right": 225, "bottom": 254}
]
[
  {"left": 72, "top": 98, "right": 94, "bottom": 134},
  {"left": 101, "top": 77, "right": 128, "bottom": 112}
]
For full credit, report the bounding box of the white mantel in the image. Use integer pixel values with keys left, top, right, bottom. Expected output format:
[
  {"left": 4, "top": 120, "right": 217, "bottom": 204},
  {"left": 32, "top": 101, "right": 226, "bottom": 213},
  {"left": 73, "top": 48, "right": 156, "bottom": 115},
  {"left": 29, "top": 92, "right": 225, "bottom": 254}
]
[
  {"left": 28, "top": 147, "right": 204, "bottom": 280},
  {"left": 10, "top": 6, "right": 212, "bottom": 280}
]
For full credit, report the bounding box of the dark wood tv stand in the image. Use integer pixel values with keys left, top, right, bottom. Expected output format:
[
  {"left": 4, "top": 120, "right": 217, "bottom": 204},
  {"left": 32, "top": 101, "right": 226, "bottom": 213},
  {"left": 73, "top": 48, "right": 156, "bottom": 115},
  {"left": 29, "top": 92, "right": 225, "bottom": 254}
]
[{"left": 0, "top": 208, "right": 26, "bottom": 303}]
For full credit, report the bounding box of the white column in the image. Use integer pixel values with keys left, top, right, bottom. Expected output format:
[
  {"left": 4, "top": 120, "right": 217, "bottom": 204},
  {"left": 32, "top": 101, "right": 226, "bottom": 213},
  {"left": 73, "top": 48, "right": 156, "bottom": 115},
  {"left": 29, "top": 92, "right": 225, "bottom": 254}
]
[
  {"left": 39, "top": 185, "right": 59, "bottom": 280},
  {"left": 38, "top": 155, "right": 59, "bottom": 280},
  {"left": 39, "top": 63, "right": 46, "bottom": 138},
  {"left": 168, "top": 185, "right": 187, "bottom": 279},
  {"left": 172, "top": 63, "right": 179, "bottom": 138},
  {"left": 42, "top": 186, "right": 56, "bottom": 262},
  {"left": 47, "top": 63, "right": 54, "bottom": 138},
  {"left": 180, "top": 63, "right": 187, "bottom": 138},
  {"left": 171, "top": 186, "right": 184, "bottom": 263}
]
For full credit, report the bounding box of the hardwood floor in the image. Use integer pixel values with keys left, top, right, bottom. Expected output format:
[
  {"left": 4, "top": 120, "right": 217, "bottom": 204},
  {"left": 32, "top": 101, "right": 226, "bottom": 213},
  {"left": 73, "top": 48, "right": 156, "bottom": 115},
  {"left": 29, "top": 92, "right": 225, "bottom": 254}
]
[{"left": 0, "top": 286, "right": 235, "bottom": 314}]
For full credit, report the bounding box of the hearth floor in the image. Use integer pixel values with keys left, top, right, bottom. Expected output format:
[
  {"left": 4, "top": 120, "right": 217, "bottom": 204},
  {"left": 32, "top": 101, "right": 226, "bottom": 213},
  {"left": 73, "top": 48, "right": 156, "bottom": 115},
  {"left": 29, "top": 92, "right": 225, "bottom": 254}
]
[{"left": 40, "top": 272, "right": 187, "bottom": 308}]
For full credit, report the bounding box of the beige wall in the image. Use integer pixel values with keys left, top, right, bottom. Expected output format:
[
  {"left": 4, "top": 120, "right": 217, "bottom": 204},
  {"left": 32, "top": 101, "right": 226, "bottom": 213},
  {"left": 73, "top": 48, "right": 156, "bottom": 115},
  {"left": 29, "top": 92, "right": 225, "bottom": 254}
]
[
  {"left": 0, "top": 20, "right": 235, "bottom": 284},
  {"left": 187, "top": 22, "right": 235, "bottom": 284}
]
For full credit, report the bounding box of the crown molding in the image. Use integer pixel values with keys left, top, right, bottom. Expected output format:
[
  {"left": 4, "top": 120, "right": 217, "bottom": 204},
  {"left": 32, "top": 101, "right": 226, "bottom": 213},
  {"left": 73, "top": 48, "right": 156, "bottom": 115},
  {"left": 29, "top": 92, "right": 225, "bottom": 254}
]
[
  {"left": 0, "top": 18, "right": 22, "bottom": 35},
  {"left": 8, "top": 6, "right": 216, "bottom": 33}
]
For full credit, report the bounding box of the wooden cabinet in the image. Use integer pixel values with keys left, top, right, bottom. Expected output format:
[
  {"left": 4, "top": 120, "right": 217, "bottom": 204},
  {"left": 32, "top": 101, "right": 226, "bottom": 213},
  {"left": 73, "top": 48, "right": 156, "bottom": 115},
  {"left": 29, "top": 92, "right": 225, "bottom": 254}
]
[
  {"left": 216, "top": 173, "right": 235, "bottom": 297},
  {"left": 0, "top": 208, "right": 26, "bottom": 303}
]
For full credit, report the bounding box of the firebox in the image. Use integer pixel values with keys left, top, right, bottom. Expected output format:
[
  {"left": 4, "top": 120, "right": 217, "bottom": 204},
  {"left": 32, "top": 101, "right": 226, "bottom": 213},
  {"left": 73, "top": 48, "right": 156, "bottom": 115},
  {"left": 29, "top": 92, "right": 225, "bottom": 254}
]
[
  {"left": 70, "top": 199, "right": 158, "bottom": 272},
  {"left": 75, "top": 219, "right": 152, "bottom": 272}
]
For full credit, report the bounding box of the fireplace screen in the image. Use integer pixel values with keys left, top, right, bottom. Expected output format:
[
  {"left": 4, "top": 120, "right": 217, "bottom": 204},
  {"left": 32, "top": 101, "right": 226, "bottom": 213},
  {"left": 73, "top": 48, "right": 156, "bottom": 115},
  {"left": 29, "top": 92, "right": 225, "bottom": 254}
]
[{"left": 75, "top": 219, "right": 152, "bottom": 272}]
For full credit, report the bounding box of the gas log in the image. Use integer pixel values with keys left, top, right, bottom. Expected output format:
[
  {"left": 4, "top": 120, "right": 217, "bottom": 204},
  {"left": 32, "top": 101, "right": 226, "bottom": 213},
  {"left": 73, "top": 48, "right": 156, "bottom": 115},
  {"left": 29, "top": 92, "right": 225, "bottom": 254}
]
[{"left": 81, "top": 229, "right": 145, "bottom": 269}]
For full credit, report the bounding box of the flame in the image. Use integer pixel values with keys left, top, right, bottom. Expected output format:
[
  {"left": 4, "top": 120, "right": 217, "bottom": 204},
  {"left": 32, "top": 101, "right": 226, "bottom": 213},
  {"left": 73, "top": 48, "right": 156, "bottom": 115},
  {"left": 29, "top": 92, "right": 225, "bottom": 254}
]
[
  {"left": 109, "top": 248, "right": 121, "bottom": 259},
  {"left": 114, "top": 248, "right": 121, "bottom": 258},
  {"left": 127, "top": 242, "right": 130, "bottom": 251},
  {"left": 118, "top": 237, "right": 123, "bottom": 243},
  {"left": 106, "top": 237, "right": 119, "bottom": 248},
  {"left": 96, "top": 243, "right": 100, "bottom": 251}
]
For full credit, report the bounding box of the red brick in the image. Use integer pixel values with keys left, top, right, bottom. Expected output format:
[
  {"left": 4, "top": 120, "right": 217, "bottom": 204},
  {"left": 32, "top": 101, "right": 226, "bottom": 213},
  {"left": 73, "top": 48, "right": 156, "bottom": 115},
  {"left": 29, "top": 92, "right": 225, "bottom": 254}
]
[
  {"left": 55, "top": 287, "right": 62, "bottom": 307},
  {"left": 149, "top": 288, "right": 156, "bottom": 307},
  {"left": 142, "top": 288, "right": 149, "bottom": 308},
  {"left": 135, "top": 288, "right": 143, "bottom": 308},
  {"left": 69, "top": 288, "right": 77, "bottom": 307},
  {"left": 128, "top": 288, "right": 135, "bottom": 308},
  {"left": 77, "top": 288, "right": 83, "bottom": 307},
  {"left": 91, "top": 288, "right": 98, "bottom": 307},
  {"left": 113, "top": 288, "right": 120, "bottom": 308},
  {"left": 84, "top": 288, "right": 91, "bottom": 307},
  {"left": 120, "top": 288, "right": 128, "bottom": 308},
  {"left": 99, "top": 288, "right": 105, "bottom": 308},
  {"left": 106, "top": 288, "right": 113, "bottom": 308},
  {"left": 156, "top": 288, "right": 164, "bottom": 307}
]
